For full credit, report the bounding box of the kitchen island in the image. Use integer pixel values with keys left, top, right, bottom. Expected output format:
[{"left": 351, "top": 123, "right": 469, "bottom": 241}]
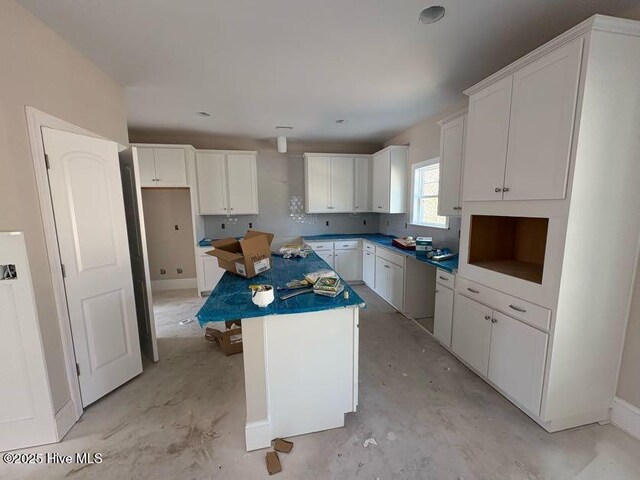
[{"left": 197, "top": 252, "right": 364, "bottom": 451}]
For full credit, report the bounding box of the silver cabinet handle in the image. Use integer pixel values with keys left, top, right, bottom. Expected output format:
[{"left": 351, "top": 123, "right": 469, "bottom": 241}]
[
  {"left": 495, "top": 187, "right": 502, "bottom": 192},
  {"left": 503, "top": 187, "right": 510, "bottom": 192},
  {"left": 384, "top": 265, "right": 390, "bottom": 269},
  {"left": 484, "top": 315, "right": 491, "bottom": 320},
  {"left": 509, "top": 304, "right": 526, "bottom": 313},
  {"left": 491, "top": 318, "right": 498, "bottom": 323},
  {"left": 467, "top": 288, "right": 479, "bottom": 294},
  {"left": 438, "top": 276, "right": 448, "bottom": 281},
  {"left": 377, "top": 206, "right": 382, "bottom": 209}
]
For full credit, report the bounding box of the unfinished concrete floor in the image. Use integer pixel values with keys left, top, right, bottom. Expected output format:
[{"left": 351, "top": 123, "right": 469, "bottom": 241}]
[{"left": 3, "top": 286, "right": 640, "bottom": 479}]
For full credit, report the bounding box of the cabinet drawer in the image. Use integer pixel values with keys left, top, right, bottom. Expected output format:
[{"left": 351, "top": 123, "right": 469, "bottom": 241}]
[
  {"left": 363, "top": 241, "right": 375, "bottom": 253},
  {"left": 375, "top": 246, "right": 405, "bottom": 268},
  {"left": 436, "top": 269, "right": 455, "bottom": 287},
  {"left": 334, "top": 240, "right": 359, "bottom": 250},
  {"left": 305, "top": 241, "right": 333, "bottom": 251},
  {"left": 456, "top": 277, "right": 551, "bottom": 331}
]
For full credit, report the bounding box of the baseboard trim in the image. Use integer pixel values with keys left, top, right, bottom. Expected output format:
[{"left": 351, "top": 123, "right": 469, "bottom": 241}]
[
  {"left": 151, "top": 277, "right": 197, "bottom": 292},
  {"left": 611, "top": 397, "right": 640, "bottom": 440},
  {"left": 54, "top": 399, "right": 77, "bottom": 440},
  {"left": 245, "top": 419, "right": 272, "bottom": 451}
]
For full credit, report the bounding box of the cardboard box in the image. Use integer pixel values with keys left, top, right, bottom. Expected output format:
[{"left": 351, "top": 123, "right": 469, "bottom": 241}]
[
  {"left": 415, "top": 236, "right": 433, "bottom": 257},
  {"left": 205, "top": 326, "right": 243, "bottom": 355},
  {"left": 206, "top": 230, "right": 274, "bottom": 278}
]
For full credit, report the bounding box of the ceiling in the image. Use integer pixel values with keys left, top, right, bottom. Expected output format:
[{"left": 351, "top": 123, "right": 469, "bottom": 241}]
[{"left": 18, "top": 0, "right": 640, "bottom": 142}]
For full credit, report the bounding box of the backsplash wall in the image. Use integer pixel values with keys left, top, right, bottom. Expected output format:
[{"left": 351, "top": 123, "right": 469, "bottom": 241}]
[{"left": 378, "top": 214, "right": 461, "bottom": 252}]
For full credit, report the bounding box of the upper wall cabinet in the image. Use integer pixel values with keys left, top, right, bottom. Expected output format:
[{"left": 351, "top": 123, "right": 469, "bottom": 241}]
[
  {"left": 354, "top": 156, "right": 372, "bottom": 212},
  {"left": 463, "top": 38, "right": 583, "bottom": 202},
  {"left": 438, "top": 109, "right": 467, "bottom": 215},
  {"left": 372, "top": 146, "right": 408, "bottom": 214},
  {"left": 304, "top": 155, "right": 355, "bottom": 213},
  {"left": 137, "top": 147, "right": 188, "bottom": 187},
  {"left": 196, "top": 150, "right": 258, "bottom": 215}
]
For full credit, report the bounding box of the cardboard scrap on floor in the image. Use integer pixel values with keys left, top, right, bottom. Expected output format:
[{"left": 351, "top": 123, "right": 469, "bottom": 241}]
[
  {"left": 274, "top": 438, "right": 294, "bottom": 453},
  {"left": 205, "top": 326, "right": 243, "bottom": 355},
  {"left": 265, "top": 451, "right": 281, "bottom": 475}
]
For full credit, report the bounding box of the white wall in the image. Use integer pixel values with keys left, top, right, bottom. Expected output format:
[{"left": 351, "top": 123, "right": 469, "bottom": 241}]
[{"left": 0, "top": 0, "right": 129, "bottom": 412}]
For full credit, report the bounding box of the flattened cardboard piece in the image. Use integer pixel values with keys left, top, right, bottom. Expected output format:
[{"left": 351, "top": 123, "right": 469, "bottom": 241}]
[
  {"left": 206, "top": 230, "right": 274, "bottom": 278},
  {"left": 204, "top": 327, "right": 243, "bottom": 355},
  {"left": 273, "top": 438, "right": 294, "bottom": 453},
  {"left": 266, "top": 451, "right": 282, "bottom": 475}
]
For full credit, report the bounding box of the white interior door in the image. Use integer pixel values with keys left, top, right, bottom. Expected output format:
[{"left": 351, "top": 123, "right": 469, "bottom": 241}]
[
  {"left": 120, "top": 148, "right": 158, "bottom": 362},
  {"left": 0, "top": 232, "right": 57, "bottom": 451},
  {"left": 227, "top": 154, "right": 258, "bottom": 214},
  {"left": 42, "top": 128, "right": 142, "bottom": 407}
]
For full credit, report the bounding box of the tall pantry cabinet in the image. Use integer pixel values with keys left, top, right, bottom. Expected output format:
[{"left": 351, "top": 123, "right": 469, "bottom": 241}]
[{"left": 452, "top": 15, "right": 640, "bottom": 432}]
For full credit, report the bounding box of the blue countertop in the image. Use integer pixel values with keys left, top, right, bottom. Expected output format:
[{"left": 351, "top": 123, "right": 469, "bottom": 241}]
[
  {"left": 302, "top": 233, "right": 459, "bottom": 274},
  {"left": 196, "top": 252, "right": 365, "bottom": 326}
]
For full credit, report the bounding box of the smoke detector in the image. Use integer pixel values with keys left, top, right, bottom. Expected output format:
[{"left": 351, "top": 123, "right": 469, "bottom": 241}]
[{"left": 419, "top": 6, "right": 445, "bottom": 24}]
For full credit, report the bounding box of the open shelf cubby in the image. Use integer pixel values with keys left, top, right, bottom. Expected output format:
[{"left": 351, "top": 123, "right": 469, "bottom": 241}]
[{"left": 468, "top": 215, "right": 549, "bottom": 284}]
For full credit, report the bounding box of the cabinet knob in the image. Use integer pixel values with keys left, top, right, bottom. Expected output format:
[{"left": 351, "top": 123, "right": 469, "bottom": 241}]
[
  {"left": 494, "top": 187, "right": 502, "bottom": 192},
  {"left": 484, "top": 315, "right": 491, "bottom": 320},
  {"left": 230, "top": 208, "right": 234, "bottom": 211},
  {"left": 491, "top": 318, "right": 498, "bottom": 324},
  {"left": 502, "top": 187, "right": 510, "bottom": 192}
]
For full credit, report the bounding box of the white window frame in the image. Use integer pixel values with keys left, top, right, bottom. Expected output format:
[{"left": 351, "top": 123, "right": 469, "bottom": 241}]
[{"left": 410, "top": 158, "right": 449, "bottom": 229}]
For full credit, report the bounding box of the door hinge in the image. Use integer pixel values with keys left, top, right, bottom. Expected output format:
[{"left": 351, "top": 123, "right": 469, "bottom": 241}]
[
  {"left": 75, "top": 363, "right": 80, "bottom": 376},
  {"left": 61, "top": 263, "right": 66, "bottom": 278},
  {"left": 44, "top": 153, "right": 50, "bottom": 169}
]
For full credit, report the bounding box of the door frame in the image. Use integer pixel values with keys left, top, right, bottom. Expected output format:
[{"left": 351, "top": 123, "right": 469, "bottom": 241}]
[{"left": 25, "top": 107, "right": 127, "bottom": 438}]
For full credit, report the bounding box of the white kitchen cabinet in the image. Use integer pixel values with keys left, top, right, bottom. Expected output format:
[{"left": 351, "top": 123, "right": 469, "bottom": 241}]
[
  {"left": 433, "top": 285, "right": 454, "bottom": 347},
  {"left": 372, "top": 146, "right": 408, "bottom": 213},
  {"left": 304, "top": 155, "right": 354, "bottom": 213},
  {"left": 488, "top": 311, "right": 548, "bottom": 415},
  {"left": 196, "top": 150, "right": 258, "bottom": 215},
  {"left": 196, "top": 247, "right": 225, "bottom": 296},
  {"left": 317, "top": 250, "right": 334, "bottom": 268},
  {"left": 137, "top": 147, "right": 188, "bottom": 187},
  {"left": 374, "top": 256, "right": 389, "bottom": 301},
  {"left": 451, "top": 294, "right": 492, "bottom": 376},
  {"left": 503, "top": 39, "right": 583, "bottom": 201},
  {"left": 362, "top": 250, "right": 375, "bottom": 288},
  {"left": 374, "top": 256, "right": 404, "bottom": 310},
  {"left": 438, "top": 110, "right": 467, "bottom": 215},
  {"left": 463, "top": 76, "right": 513, "bottom": 201},
  {"left": 334, "top": 250, "right": 359, "bottom": 282},
  {"left": 354, "top": 156, "right": 372, "bottom": 212}
]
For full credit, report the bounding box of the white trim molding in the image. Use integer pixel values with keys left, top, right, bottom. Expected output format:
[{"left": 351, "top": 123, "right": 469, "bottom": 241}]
[
  {"left": 611, "top": 397, "right": 640, "bottom": 440},
  {"left": 245, "top": 419, "right": 272, "bottom": 451},
  {"left": 151, "top": 277, "right": 197, "bottom": 292}
]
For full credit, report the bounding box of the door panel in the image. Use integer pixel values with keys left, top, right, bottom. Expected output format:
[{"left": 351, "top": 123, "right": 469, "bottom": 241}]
[
  {"left": 374, "top": 257, "right": 389, "bottom": 301},
  {"left": 330, "top": 157, "right": 354, "bottom": 212},
  {"left": 0, "top": 233, "right": 57, "bottom": 451},
  {"left": 372, "top": 151, "right": 390, "bottom": 212},
  {"left": 153, "top": 148, "right": 187, "bottom": 186},
  {"left": 504, "top": 39, "right": 583, "bottom": 201},
  {"left": 203, "top": 256, "right": 225, "bottom": 291},
  {"left": 439, "top": 115, "right": 465, "bottom": 215},
  {"left": 334, "top": 250, "right": 358, "bottom": 282},
  {"left": 227, "top": 154, "right": 258, "bottom": 214},
  {"left": 137, "top": 148, "right": 156, "bottom": 186},
  {"left": 317, "top": 251, "right": 334, "bottom": 268},
  {"left": 451, "top": 294, "right": 492, "bottom": 376},
  {"left": 488, "top": 312, "right": 548, "bottom": 415},
  {"left": 388, "top": 262, "right": 404, "bottom": 310},
  {"left": 463, "top": 76, "right": 513, "bottom": 201},
  {"left": 196, "top": 152, "right": 228, "bottom": 214},
  {"left": 354, "top": 157, "right": 371, "bottom": 212},
  {"left": 119, "top": 148, "right": 158, "bottom": 362},
  {"left": 362, "top": 251, "right": 375, "bottom": 288},
  {"left": 306, "top": 156, "right": 331, "bottom": 213},
  {"left": 434, "top": 286, "right": 454, "bottom": 347},
  {"left": 43, "top": 128, "right": 142, "bottom": 407}
]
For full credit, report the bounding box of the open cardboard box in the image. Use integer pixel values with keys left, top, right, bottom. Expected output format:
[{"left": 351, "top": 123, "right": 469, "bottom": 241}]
[{"left": 206, "top": 230, "right": 274, "bottom": 278}]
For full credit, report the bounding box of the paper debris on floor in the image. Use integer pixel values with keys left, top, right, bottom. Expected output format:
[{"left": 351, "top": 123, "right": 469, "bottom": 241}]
[
  {"left": 266, "top": 451, "right": 282, "bottom": 475},
  {"left": 362, "top": 437, "right": 378, "bottom": 448},
  {"left": 274, "top": 438, "right": 294, "bottom": 453},
  {"left": 178, "top": 318, "right": 193, "bottom": 325}
]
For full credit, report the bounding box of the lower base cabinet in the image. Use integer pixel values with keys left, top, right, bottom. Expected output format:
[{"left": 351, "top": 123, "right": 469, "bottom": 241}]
[
  {"left": 452, "top": 293, "right": 548, "bottom": 415},
  {"left": 433, "top": 286, "right": 454, "bottom": 347},
  {"left": 334, "top": 249, "right": 360, "bottom": 282},
  {"left": 374, "top": 256, "right": 404, "bottom": 310},
  {"left": 198, "top": 252, "right": 225, "bottom": 296},
  {"left": 362, "top": 250, "right": 375, "bottom": 288},
  {"left": 316, "top": 250, "right": 335, "bottom": 268}
]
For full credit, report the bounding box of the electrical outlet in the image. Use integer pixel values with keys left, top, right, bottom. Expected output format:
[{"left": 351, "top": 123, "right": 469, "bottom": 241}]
[
  {"left": 221, "top": 223, "right": 225, "bottom": 229},
  {"left": 386, "top": 220, "right": 389, "bottom": 226},
  {"left": 177, "top": 268, "right": 183, "bottom": 274},
  {"left": 249, "top": 222, "right": 253, "bottom": 229},
  {"left": 404, "top": 222, "right": 408, "bottom": 229},
  {"left": 160, "top": 269, "right": 166, "bottom": 275},
  {"left": 326, "top": 220, "right": 329, "bottom": 227},
  {"left": 363, "top": 220, "right": 366, "bottom": 226},
  {"left": 174, "top": 224, "right": 179, "bottom": 230}
]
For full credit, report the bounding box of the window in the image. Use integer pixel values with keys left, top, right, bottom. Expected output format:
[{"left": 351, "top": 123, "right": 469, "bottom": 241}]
[{"left": 411, "top": 159, "right": 448, "bottom": 229}]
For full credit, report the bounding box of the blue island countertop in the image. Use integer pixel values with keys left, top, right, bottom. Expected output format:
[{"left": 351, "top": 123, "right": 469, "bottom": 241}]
[
  {"left": 196, "top": 252, "right": 365, "bottom": 326},
  {"left": 302, "top": 233, "right": 459, "bottom": 273}
]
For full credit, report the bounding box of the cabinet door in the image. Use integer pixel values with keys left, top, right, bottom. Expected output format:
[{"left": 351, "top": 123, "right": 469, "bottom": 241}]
[
  {"left": 503, "top": 39, "right": 583, "bottom": 201},
  {"left": 202, "top": 256, "right": 225, "bottom": 292},
  {"left": 154, "top": 148, "right": 187, "bottom": 186},
  {"left": 387, "top": 262, "right": 405, "bottom": 310},
  {"left": 374, "top": 256, "right": 389, "bottom": 300},
  {"left": 362, "top": 250, "right": 375, "bottom": 288},
  {"left": 451, "top": 294, "right": 492, "bottom": 376},
  {"left": 488, "top": 312, "right": 548, "bottom": 415},
  {"left": 306, "top": 156, "right": 331, "bottom": 213},
  {"left": 317, "top": 250, "right": 334, "bottom": 268},
  {"left": 372, "top": 150, "right": 390, "bottom": 212},
  {"left": 463, "top": 76, "right": 513, "bottom": 201},
  {"left": 196, "top": 152, "right": 228, "bottom": 214},
  {"left": 354, "top": 157, "right": 371, "bottom": 212},
  {"left": 137, "top": 148, "right": 157, "bottom": 186},
  {"left": 334, "top": 250, "right": 358, "bottom": 282},
  {"left": 434, "top": 286, "right": 454, "bottom": 347},
  {"left": 330, "top": 157, "right": 354, "bottom": 212},
  {"left": 438, "top": 115, "right": 465, "bottom": 215},
  {"left": 227, "top": 154, "right": 258, "bottom": 214}
]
